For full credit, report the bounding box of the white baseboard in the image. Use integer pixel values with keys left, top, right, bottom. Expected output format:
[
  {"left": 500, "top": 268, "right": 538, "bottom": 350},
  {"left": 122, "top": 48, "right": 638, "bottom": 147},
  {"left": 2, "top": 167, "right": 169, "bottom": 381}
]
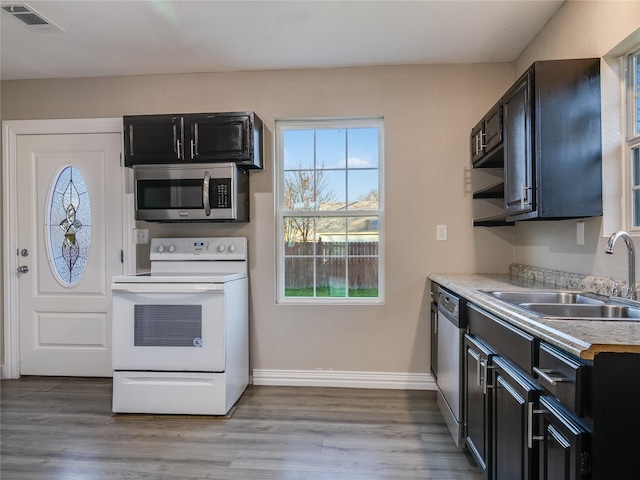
[{"left": 252, "top": 369, "right": 437, "bottom": 390}]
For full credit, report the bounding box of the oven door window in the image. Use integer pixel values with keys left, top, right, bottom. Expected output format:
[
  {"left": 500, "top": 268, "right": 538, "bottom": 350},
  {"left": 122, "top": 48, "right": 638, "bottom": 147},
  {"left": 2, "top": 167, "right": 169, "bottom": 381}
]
[
  {"left": 134, "top": 305, "right": 202, "bottom": 347},
  {"left": 137, "top": 179, "right": 203, "bottom": 210}
]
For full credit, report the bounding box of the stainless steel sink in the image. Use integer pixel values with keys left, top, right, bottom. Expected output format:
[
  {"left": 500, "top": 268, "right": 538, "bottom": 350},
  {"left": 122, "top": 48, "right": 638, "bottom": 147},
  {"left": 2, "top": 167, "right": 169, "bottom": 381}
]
[
  {"left": 482, "top": 290, "right": 640, "bottom": 320},
  {"left": 485, "top": 291, "right": 606, "bottom": 305},
  {"left": 519, "top": 303, "right": 640, "bottom": 320}
]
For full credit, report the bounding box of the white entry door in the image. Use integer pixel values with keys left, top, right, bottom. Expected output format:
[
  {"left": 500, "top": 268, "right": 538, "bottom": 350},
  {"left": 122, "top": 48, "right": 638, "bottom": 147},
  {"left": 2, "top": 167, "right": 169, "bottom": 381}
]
[{"left": 16, "top": 133, "right": 123, "bottom": 376}]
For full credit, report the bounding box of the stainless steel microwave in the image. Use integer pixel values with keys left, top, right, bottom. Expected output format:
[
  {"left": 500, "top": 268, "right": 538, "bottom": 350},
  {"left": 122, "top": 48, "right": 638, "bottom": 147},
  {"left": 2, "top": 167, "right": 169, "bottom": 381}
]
[{"left": 133, "top": 163, "right": 249, "bottom": 222}]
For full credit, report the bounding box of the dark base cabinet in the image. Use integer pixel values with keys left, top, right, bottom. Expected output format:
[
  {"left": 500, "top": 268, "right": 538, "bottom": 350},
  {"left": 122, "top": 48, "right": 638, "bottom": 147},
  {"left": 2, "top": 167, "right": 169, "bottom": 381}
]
[
  {"left": 464, "top": 301, "right": 640, "bottom": 480},
  {"left": 492, "top": 357, "right": 538, "bottom": 480},
  {"left": 591, "top": 353, "right": 640, "bottom": 479},
  {"left": 465, "top": 334, "right": 494, "bottom": 479},
  {"left": 538, "top": 397, "right": 590, "bottom": 480}
]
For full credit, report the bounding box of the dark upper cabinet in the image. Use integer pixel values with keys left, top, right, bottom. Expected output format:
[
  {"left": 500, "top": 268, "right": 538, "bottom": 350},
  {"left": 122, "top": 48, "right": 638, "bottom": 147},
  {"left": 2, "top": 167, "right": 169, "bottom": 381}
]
[
  {"left": 503, "top": 71, "right": 534, "bottom": 217},
  {"left": 502, "top": 58, "right": 602, "bottom": 221},
  {"left": 190, "top": 112, "right": 262, "bottom": 168},
  {"left": 471, "top": 101, "right": 503, "bottom": 168},
  {"left": 471, "top": 58, "right": 602, "bottom": 226},
  {"left": 124, "top": 112, "right": 263, "bottom": 169},
  {"left": 124, "top": 115, "right": 185, "bottom": 165}
]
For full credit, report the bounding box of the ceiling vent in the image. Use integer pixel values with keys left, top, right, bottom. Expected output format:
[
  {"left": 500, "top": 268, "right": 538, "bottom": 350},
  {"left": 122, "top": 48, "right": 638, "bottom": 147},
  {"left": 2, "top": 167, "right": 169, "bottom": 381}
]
[{"left": 2, "top": 3, "right": 63, "bottom": 32}]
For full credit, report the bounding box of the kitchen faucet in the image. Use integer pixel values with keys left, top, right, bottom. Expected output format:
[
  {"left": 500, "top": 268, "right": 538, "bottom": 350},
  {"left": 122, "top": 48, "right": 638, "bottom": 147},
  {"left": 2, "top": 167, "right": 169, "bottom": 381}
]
[{"left": 605, "top": 230, "right": 637, "bottom": 300}]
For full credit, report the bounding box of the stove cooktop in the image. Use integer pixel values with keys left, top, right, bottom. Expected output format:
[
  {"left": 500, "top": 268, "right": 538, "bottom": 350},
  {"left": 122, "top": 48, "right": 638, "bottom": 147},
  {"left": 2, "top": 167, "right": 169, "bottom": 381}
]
[{"left": 111, "top": 271, "right": 246, "bottom": 284}]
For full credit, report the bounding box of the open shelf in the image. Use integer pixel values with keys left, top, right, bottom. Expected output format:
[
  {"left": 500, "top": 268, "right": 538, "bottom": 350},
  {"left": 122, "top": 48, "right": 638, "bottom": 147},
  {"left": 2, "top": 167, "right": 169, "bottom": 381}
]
[
  {"left": 472, "top": 215, "right": 514, "bottom": 227},
  {"left": 472, "top": 146, "right": 504, "bottom": 168},
  {"left": 473, "top": 181, "right": 504, "bottom": 199}
]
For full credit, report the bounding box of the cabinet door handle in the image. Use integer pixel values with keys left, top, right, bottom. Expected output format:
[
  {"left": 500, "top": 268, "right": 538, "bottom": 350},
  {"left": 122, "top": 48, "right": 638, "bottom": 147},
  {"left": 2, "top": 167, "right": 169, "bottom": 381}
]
[
  {"left": 176, "top": 139, "right": 182, "bottom": 160},
  {"left": 128, "top": 124, "right": 135, "bottom": 155},
  {"left": 469, "top": 349, "right": 482, "bottom": 387},
  {"left": 480, "top": 132, "right": 487, "bottom": 149},
  {"left": 533, "top": 367, "right": 567, "bottom": 386},
  {"left": 520, "top": 183, "right": 532, "bottom": 209},
  {"left": 527, "top": 402, "right": 547, "bottom": 449},
  {"left": 482, "top": 361, "right": 492, "bottom": 395}
]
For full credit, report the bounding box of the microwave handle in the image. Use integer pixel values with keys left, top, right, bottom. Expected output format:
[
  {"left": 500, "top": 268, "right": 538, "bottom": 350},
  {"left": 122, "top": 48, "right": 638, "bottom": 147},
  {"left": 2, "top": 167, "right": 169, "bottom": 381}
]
[{"left": 203, "top": 170, "right": 211, "bottom": 216}]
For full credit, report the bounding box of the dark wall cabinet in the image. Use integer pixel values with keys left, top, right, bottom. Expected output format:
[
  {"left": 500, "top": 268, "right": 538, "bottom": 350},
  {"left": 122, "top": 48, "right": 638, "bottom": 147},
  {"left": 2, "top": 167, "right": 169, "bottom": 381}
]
[
  {"left": 503, "top": 59, "right": 601, "bottom": 221},
  {"left": 471, "top": 58, "right": 602, "bottom": 225},
  {"left": 124, "top": 111, "right": 263, "bottom": 169},
  {"left": 471, "top": 101, "right": 503, "bottom": 168}
]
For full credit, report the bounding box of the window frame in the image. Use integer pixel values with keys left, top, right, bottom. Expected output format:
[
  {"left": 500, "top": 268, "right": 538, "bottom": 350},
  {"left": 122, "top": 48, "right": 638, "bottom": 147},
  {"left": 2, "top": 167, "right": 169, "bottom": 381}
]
[
  {"left": 275, "top": 117, "right": 385, "bottom": 305},
  {"left": 626, "top": 46, "right": 640, "bottom": 232}
]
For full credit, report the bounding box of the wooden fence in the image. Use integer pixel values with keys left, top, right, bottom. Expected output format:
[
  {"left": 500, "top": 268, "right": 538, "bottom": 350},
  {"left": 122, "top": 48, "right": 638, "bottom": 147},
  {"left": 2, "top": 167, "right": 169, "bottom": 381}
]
[{"left": 284, "top": 241, "right": 378, "bottom": 290}]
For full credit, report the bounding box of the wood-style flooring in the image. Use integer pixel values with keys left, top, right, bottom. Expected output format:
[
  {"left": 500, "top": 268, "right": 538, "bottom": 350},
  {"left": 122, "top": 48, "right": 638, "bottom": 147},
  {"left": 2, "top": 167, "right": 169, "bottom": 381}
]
[{"left": 1, "top": 377, "right": 482, "bottom": 479}]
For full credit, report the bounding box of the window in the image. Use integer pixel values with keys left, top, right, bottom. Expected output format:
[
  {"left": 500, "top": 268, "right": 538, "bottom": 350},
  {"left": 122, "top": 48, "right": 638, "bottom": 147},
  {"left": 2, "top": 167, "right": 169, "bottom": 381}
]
[
  {"left": 46, "top": 164, "right": 92, "bottom": 286},
  {"left": 627, "top": 47, "right": 640, "bottom": 228},
  {"left": 276, "top": 118, "right": 384, "bottom": 303}
]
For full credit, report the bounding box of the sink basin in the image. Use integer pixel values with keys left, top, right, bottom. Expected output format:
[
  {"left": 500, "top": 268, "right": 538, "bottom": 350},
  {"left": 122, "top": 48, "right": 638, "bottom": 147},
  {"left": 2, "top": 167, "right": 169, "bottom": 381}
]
[
  {"left": 485, "top": 291, "right": 606, "bottom": 305},
  {"left": 520, "top": 303, "right": 640, "bottom": 320},
  {"left": 482, "top": 290, "right": 640, "bottom": 320}
]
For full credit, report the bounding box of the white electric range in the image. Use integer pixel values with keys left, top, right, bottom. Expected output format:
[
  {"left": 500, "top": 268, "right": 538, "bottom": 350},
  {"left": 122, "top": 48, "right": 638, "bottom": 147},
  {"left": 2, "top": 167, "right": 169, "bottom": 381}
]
[{"left": 111, "top": 237, "right": 248, "bottom": 415}]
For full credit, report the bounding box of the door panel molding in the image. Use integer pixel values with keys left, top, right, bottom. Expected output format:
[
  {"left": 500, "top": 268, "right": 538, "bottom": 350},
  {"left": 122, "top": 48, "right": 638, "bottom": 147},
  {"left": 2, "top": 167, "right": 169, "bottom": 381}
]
[{"left": 2, "top": 118, "right": 125, "bottom": 379}]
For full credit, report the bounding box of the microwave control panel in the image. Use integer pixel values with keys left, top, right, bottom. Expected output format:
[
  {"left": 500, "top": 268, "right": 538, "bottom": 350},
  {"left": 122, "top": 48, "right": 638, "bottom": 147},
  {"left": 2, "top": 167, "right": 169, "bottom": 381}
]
[{"left": 211, "top": 178, "right": 232, "bottom": 209}]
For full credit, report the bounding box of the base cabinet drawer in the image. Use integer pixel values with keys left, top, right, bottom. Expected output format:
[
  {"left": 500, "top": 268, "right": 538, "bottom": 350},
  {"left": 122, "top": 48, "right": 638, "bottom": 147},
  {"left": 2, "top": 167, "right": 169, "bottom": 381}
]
[
  {"left": 536, "top": 342, "right": 589, "bottom": 418},
  {"left": 468, "top": 303, "right": 536, "bottom": 374}
]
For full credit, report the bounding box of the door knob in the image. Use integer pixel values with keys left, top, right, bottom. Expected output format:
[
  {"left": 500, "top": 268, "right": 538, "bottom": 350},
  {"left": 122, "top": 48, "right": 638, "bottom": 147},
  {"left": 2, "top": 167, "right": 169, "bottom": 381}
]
[{"left": 17, "top": 265, "right": 29, "bottom": 273}]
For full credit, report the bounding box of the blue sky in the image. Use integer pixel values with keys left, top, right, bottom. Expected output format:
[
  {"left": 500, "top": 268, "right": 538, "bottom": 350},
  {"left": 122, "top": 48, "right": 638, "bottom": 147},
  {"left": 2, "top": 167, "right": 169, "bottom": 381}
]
[{"left": 283, "top": 127, "right": 380, "bottom": 206}]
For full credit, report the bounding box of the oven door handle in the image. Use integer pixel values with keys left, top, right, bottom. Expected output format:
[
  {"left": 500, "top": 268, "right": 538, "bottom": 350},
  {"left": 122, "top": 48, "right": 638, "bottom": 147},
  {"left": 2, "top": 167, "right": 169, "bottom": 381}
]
[
  {"left": 203, "top": 170, "right": 211, "bottom": 216},
  {"left": 111, "top": 284, "right": 224, "bottom": 293}
]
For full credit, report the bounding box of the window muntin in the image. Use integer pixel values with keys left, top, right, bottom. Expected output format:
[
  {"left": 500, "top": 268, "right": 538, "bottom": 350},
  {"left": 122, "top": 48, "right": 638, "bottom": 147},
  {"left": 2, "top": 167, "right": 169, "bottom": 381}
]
[{"left": 277, "top": 118, "right": 384, "bottom": 303}]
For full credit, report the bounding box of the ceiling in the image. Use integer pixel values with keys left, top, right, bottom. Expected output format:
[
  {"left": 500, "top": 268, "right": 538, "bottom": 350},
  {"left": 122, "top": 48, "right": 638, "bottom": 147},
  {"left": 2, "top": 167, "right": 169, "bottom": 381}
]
[{"left": 0, "top": 0, "right": 565, "bottom": 81}]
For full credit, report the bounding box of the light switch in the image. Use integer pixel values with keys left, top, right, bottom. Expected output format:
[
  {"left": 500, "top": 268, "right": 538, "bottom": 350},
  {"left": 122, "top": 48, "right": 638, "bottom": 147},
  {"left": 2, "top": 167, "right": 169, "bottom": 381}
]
[
  {"left": 436, "top": 224, "right": 448, "bottom": 241},
  {"left": 134, "top": 228, "right": 149, "bottom": 245},
  {"left": 576, "top": 221, "right": 585, "bottom": 245}
]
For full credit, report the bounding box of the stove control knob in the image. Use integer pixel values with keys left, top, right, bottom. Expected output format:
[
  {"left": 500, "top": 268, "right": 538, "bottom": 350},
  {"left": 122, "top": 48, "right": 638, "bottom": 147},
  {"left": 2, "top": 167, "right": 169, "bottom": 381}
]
[
  {"left": 228, "top": 244, "right": 236, "bottom": 252},
  {"left": 168, "top": 245, "right": 176, "bottom": 253},
  {"left": 217, "top": 245, "right": 226, "bottom": 252},
  {"left": 157, "top": 245, "right": 165, "bottom": 253}
]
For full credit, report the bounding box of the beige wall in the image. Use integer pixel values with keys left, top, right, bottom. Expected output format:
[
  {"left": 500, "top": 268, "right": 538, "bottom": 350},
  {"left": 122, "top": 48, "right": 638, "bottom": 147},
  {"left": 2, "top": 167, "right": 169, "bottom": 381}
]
[
  {"left": 512, "top": 0, "right": 640, "bottom": 283},
  {"left": 1, "top": 64, "right": 514, "bottom": 374},
  {"left": 5, "top": 0, "right": 634, "bottom": 377}
]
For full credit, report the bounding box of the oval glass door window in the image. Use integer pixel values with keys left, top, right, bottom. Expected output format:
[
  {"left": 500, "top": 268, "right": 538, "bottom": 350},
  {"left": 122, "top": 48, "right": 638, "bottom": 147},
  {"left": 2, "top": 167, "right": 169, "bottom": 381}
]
[{"left": 46, "top": 165, "right": 92, "bottom": 287}]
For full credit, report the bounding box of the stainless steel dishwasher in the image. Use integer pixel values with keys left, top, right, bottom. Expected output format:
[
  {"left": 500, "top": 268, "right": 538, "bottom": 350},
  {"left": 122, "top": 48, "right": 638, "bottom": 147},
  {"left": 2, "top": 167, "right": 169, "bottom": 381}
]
[{"left": 435, "top": 285, "right": 467, "bottom": 447}]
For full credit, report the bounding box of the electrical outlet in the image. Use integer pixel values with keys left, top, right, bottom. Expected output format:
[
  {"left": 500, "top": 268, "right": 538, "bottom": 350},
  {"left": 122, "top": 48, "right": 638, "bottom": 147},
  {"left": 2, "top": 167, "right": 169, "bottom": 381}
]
[
  {"left": 436, "top": 224, "right": 448, "bottom": 241},
  {"left": 576, "top": 221, "right": 585, "bottom": 245}
]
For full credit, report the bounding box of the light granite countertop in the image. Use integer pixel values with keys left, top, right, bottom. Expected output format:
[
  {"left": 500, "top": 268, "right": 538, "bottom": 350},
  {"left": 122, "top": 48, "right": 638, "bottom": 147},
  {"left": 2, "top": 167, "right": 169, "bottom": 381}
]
[{"left": 429, "top": 272, "right": 640, "bottom": 360}]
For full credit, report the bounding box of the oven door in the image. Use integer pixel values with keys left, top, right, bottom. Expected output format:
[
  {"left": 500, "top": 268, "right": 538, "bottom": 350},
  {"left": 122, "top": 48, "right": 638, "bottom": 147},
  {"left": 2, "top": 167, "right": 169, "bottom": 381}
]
[{"left": 111, "top": 283, "right": 226, "bottom": 372}]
